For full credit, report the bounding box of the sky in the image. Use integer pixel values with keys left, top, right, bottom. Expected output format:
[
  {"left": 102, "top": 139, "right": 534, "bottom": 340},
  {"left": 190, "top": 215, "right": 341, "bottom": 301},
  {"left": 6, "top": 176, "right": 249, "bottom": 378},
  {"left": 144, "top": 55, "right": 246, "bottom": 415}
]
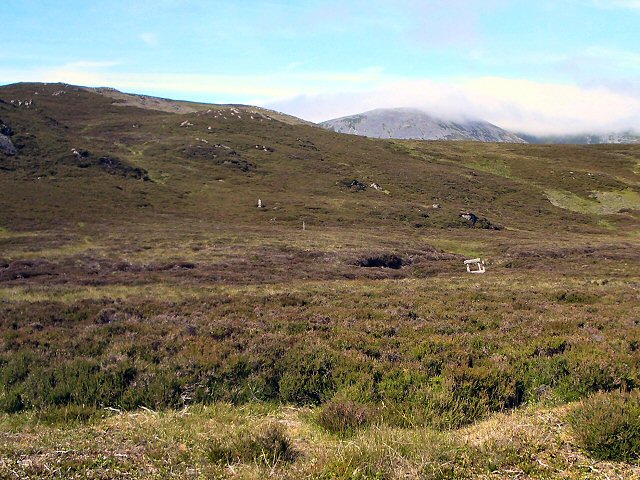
[{"left": 2, "top": 0, "right": 640, "bottom": 134}]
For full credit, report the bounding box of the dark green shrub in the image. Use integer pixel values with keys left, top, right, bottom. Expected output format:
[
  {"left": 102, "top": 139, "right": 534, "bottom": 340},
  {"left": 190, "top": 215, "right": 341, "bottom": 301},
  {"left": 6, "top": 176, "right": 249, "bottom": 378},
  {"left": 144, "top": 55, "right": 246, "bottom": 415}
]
[
  {"left": 316, "top": 398, "right": 371, "bottom": 436},
  {"left": 376, "top": 368, "right": 428, "bottom": 403},
  {"left": 554, "top": 291, "right": 595, "bottom": 304},
  {"left": 278, "top": 347, "right": 336, "bottom": 405},
  {"left": 520, "top": 355, "right": 570, "bottom": 401},
  {"left": 35, "top": 405, "right": 100, "bottom": 425},
  {"left": 206, "top": 422, "right": 297, "bottom": 467},
  {"left": 119, "top": 368, "right": 182, "bottom": 409},
  {"left": 0, "top": 351, "right": 37, "bottom": 386},
  {"left": 441, "top": 366, "right": 525, "bottom": 426},
  {"left": 20, "top": 359, "right": 137, "bottom": 409},
  {"left": 198, "top": 356, "right": 279, "bottom": 404},
  {"left": 569, "top": 390, "right": 640, "bottom": 462},
  {"left": 555, "top": 350, "right": 635, "bottom": 402},
  {"left": 531, "top": 338, "right": 568, "bottom": 357},
  {"left": 0, "top": 391, "right": 25, "bottom": 413}
]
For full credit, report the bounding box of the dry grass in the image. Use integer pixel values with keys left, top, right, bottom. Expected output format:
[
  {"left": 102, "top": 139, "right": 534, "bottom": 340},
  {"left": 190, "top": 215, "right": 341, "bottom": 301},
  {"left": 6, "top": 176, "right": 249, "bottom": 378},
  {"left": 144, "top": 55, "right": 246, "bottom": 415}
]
[{"left": 2, "top": 401, "right": 639, "bottom": 479}]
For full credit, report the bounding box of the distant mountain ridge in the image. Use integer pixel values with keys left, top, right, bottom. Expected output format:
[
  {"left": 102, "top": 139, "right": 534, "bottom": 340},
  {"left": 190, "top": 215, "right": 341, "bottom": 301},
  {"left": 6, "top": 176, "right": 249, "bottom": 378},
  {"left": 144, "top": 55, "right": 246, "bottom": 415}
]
[
  {"left": 319, "top": 108, "right": 526, "bottom": 143},
  {"left": 518, "top": 131, "right": 640, "bottom": 145}
]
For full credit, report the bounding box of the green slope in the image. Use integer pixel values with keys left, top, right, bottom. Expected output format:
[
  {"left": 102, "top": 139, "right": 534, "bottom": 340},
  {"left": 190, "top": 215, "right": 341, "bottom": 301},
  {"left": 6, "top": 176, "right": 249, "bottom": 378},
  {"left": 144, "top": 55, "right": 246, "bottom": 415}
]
[{"left": 1, "top": 82, "right": 638, "bottom": 236}]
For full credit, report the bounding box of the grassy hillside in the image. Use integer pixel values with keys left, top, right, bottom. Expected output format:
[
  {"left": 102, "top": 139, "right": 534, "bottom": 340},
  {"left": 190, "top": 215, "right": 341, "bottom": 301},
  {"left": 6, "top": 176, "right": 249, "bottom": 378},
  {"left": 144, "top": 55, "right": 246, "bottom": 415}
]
[
  {"left": 1, "top": 82, "right": 639, "bottom": 479},
  {"left": 2, "top": 82, "right": 638, "bottom": 235}
]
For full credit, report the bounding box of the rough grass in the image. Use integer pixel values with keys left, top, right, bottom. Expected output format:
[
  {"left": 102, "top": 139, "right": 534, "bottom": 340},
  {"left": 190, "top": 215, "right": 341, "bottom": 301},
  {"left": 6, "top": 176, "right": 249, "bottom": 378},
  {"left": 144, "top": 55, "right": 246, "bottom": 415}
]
[
  {"left": 594, "top": 189, "right": 640, "bottom": 212},
  {"left": 545, "top": 188, "right": 640, "bottom": 215},
  {"left": 206, "top": 421, "right": 298, "bottom": 467},
  {"left": 545, "top": 189, "right": 609, "bottom": 214},
  {"left": 469, "top": 157, "right": 512, "bottom": 178},
  {"left": 2, "top": 402, "right": 639, "bottom": 479}
]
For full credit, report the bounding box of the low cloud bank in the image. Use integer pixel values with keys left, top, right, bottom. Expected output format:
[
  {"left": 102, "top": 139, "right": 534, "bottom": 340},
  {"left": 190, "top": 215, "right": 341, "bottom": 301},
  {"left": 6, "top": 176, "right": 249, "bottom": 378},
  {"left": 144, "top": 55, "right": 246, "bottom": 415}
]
[{"left": 266, "top": 77, "right": 640, "bottom": 136}]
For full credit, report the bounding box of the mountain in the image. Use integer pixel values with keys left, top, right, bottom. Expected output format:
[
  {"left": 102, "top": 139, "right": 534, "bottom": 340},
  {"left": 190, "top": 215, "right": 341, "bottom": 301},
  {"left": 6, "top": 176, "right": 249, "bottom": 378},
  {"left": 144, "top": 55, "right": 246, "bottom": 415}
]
[
  {"left": 519, "top": 131, "right": 640, "bottom": 145},
  {"left": 319, "top": 108, "right": 526, "bottom": 143}
]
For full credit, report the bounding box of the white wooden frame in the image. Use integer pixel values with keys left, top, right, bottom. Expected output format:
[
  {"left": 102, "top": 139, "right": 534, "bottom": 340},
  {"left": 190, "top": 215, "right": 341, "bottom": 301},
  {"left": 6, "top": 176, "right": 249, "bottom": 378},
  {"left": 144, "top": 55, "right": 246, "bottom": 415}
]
[{"left": 464, "top": 258, "right": 486, "bottom": 274}]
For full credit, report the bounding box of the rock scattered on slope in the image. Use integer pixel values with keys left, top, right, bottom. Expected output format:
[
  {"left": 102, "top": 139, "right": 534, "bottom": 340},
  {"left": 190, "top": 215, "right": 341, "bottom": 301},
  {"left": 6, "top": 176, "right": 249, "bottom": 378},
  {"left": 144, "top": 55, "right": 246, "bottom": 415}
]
[
  {"left": 254, "top": 144, "right": 274, "bottom": 152},
  {"left": 68, "top": 149, "right": 150, "bottom": 180},
  {"left": 1, "top": 122, "right": 14, "bottom": 137},
  {"left": 0, "top": 134, "right": 17, "bottom": 156}
]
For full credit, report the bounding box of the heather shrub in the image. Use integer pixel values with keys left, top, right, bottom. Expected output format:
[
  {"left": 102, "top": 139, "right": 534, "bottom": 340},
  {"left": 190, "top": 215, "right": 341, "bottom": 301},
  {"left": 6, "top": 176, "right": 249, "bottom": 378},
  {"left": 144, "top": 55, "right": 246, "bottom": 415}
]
[
  {"left": 555, "top": 349, "right": 636, "bottom": 402},
  {"left": 278, "top": 346, "right": 336, "bottom": 405},
  {"left": 569, "top": 390, "right": 640, "bottom": 462}
]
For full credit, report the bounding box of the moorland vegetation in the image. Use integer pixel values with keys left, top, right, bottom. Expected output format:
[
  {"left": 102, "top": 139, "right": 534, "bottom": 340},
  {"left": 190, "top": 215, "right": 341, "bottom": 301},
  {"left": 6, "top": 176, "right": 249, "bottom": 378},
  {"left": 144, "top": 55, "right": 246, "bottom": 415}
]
[{"left": 0, "top": 82, "right": 639, "bottom": 478}]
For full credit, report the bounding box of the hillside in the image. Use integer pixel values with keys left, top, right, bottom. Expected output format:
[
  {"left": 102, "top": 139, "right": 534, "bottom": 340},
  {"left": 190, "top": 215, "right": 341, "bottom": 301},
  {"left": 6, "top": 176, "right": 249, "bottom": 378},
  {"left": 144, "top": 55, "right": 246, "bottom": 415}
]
[
  {"left": 1, "top": 83, "right": 638, "bottom": 245},
  {"left": 83, "top": 86, "right": 313, "bottom": 125},
  {"left": 1, "top": 82, "right": 640, "bottom": 479},
  {"left": 319, "top": 107, "right": 526, "bottom": 143}
]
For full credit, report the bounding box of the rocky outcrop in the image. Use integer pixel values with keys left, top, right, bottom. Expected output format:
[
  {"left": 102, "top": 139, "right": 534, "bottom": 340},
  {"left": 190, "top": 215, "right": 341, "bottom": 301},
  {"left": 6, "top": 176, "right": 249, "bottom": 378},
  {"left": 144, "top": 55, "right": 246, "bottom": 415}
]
[
  {"left": 98, "top": 156, "right": 150, "bottom": 180},
  {"left": 459, "top": 211, "right": 503, "bottom": 230},
  {"left": 183, "top": 144, "right": 256, "bottom": 172},
  {"left": 69, "top": 149, "right": 150, "bottom": 180},
  {"left": 0, "top": 134, "right": 16, "bottom": 156}
]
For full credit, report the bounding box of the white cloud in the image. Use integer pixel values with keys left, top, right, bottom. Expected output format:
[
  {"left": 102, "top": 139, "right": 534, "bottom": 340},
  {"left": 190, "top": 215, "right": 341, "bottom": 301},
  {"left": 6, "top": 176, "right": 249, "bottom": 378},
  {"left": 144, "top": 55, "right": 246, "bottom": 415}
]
[
  {"left": 267, "top": 77, "right": 640, "bottom": 135},
  {"left": 0, "top": 63, "right": 386, "bottom": 99},
  {"left": 614, "top": 0, "right": 640, "bottom": 6},
  {"left": 62, "top": 61, "right": 121, "bottom": 69}
]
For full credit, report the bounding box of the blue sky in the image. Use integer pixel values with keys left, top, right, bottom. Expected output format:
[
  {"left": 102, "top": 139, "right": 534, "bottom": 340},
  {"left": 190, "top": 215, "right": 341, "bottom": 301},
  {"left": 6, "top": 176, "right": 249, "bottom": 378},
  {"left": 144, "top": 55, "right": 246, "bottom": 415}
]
[{"left": 2, "top": 0, "right": 640, "bottom": 133}]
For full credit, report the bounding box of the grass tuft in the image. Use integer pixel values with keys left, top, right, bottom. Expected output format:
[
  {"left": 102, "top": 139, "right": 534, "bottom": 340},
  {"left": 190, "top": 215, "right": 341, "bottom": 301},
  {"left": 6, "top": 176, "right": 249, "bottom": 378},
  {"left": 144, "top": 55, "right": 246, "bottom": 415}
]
[
  {"left": 206, "top": 421, "right": 298, "bottom": 467},
  {"left": 315, "top": 398, "right": 372, "bottom": 437}
]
